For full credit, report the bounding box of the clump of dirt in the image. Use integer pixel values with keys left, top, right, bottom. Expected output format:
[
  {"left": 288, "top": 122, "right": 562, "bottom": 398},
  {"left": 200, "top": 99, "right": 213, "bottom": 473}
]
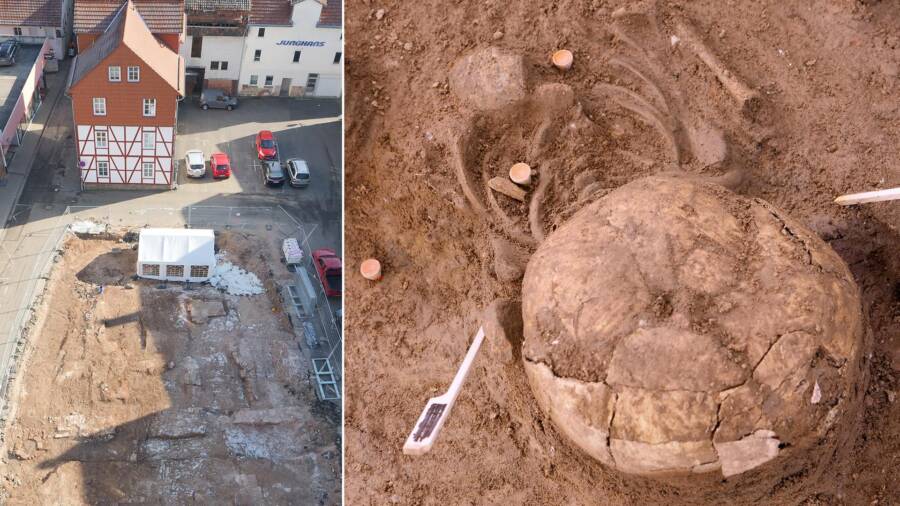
[
  {"left": 346, "top": 0, "right": 900, "bottom": 504},
  {"left": 523, "top": 176, "right": 865, "bottom": 481}
]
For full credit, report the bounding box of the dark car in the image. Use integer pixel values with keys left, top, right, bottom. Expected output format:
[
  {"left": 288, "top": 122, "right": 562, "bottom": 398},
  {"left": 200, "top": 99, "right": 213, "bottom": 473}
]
[
  {"left": 0, "top": 40, "right": 18, "bottom": 67},
  {"left": 263, "top": 160, "right": 285, "bottom": 186},
  {"left": 255, "top": 130, "right": 277, "bottom": 160},
  {"left": 199, "top": 89, "right": 238, "bottom": 111}
]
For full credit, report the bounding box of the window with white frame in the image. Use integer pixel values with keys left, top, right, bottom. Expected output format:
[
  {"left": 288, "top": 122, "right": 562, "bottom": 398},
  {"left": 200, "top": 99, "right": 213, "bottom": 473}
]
[
  {"left": 95, "top": 130, "right": 108, "bottom": 148},
  {"left": 142, "top": 161, "right": 154, "bottom": 178},
  {"left": 249, "top": 75, "right": 258, "bottom": 85},
  {"left": 264, "top": 75, "right": 273, "bottom": 86},
  {"left": 97, "top": 160, "right": 109, "bottom": 177},
  {"left": 143, "top": 98, "right": 156, "bottom": 117},
  {"left": 93, "top": 97, "right": 106, "bottom": 115},
  {"left": 108, "top": 66, "right": 121, "bottom": 82},
  {"left": 142, "top": 131, "right": 155, "bottom": 150},
  {"left": 128, "top": 65, "right": 140, "bottom": 82}
]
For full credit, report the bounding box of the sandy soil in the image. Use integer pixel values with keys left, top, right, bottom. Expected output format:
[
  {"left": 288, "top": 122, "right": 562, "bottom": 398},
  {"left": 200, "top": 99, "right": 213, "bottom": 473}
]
[
  {"left": 0, "top": 232, "right": 340, "bottom": 505},
  {"left": 344, "top": 1, "right": 900, "bottom": 504}
]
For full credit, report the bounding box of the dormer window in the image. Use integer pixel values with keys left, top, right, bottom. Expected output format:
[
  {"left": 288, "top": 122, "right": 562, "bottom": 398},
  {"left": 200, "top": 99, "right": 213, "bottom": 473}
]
[
  {"left": 108, "top": 66, "right": 121, "bottom": 82},
  {"left": 128, "top": 65, "right": 140, "bottom": 82}
]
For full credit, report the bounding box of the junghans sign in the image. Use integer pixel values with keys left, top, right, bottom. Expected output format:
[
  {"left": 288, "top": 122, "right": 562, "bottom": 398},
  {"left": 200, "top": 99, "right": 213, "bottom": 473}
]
[{"left": 277, "top": 40, "right": 326, "bottom": 47}]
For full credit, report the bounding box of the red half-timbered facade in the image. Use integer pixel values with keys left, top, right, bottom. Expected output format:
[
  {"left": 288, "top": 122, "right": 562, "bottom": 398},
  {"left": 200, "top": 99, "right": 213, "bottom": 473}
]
[{"left": 67, "top": 0, "right": 184, "bottom": 189}]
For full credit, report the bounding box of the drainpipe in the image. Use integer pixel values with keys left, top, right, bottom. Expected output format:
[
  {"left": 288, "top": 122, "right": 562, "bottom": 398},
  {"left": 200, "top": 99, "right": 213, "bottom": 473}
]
[
  {"left": 65, "top": 54, "right": 83, "bottom": 192},
  {"left": 236, "top": 17, "right": 249, "bottom": 97}
]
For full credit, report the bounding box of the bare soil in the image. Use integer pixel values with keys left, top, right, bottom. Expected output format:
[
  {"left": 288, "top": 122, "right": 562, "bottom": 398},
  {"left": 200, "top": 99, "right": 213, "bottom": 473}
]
[
  {"left": 345, "top": 1, "right": 900, "bottom": 504},
  {"left": 0, "top": 232, "right": 340, "bottom": 505}
]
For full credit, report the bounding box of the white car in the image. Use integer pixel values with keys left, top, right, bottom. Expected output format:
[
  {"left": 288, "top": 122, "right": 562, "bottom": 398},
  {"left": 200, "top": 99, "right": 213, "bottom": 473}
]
[{"left": 184, "top": 150, "right": 206, "bottom": 178}]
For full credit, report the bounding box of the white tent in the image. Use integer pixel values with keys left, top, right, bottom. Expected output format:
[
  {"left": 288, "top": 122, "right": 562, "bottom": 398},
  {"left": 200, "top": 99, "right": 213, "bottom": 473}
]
[{"left": 136, "top": 228, "right": 216, "bottom": 282}]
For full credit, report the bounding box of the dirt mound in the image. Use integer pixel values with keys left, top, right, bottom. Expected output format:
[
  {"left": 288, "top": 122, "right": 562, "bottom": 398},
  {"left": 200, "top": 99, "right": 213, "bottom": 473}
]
[
  {"left": 75, "top": 248, "right": 136, "bottom": 285},
  {"left": 523, "top": 176, "right": 865, "bottom": 479}
]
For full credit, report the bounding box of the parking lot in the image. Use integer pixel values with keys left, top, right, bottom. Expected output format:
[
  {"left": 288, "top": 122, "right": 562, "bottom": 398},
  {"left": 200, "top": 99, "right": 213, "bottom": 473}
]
[
  {"left": 173, "top": 96, "right": 343, "bottom": 320},
  {"left": 174, "top": 97, "right": 341, "bottom": 198}
]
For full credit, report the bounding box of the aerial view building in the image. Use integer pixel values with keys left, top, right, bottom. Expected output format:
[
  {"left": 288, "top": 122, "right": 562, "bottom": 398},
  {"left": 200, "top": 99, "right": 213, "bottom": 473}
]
[{"left": 67, "top": 0, "right": 184, "bottom": 189}]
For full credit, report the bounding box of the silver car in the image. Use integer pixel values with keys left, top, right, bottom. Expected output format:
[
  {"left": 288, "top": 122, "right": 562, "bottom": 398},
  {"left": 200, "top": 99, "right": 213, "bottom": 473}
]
[
  {"left": 199, "top": 89, "right": 238, "bottom": 111},
  {"left": 286, "top": 158, "right": 311, "bottom": 188}
]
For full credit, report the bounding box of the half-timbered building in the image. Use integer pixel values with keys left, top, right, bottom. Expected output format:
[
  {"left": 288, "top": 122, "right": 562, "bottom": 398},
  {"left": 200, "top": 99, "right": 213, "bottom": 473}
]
[{"left": 66, "top": 0, "right": 184, "bottom": 189}]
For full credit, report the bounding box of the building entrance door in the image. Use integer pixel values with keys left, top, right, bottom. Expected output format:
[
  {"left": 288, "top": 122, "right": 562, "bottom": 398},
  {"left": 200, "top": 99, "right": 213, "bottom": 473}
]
[{"left": 280, "top": 78, "right": 292, "bottom": 97}]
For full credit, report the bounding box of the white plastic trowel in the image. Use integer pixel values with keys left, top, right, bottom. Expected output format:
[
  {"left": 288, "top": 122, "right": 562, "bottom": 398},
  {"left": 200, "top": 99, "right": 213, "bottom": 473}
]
[
  {"left": 835, "top": 187, "right": 900, "bottom": 206},
  {"left": 403, "top": 326, "right": 485, "bottom": 456}
]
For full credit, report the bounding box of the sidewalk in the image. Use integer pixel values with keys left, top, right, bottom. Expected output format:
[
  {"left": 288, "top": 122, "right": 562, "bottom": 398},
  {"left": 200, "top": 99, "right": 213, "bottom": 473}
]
[{"left": 0, "top": 59, "right": 70, "bottom": 244}]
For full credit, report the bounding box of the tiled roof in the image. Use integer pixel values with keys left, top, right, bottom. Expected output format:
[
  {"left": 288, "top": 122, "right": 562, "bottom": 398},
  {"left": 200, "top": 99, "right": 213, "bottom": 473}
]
[
  {"left": 248, "top": 0, "right": 291, "bottom": 26},
  {"left": 316, "top": 0, "right": 340, "bottom": 29},
  {"left": 0, "top": 0, "right": 62, "bottom": 27},
  {"left": 74, "top": 0, "right": 184, "bottom": 34},
  {"left": 69, "top": 1, "right": 184, "bottom": 96},
  {"left": 185, "top": 0, "right": 249, "bottom": 11}
]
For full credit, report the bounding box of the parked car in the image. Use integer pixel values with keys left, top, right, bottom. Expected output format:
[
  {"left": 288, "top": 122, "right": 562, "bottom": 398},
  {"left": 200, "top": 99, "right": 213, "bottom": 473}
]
[
  {"left": 0, "top": 40, "right": 18, "bottom": 66},
  {"left": 199, "top": 88, "right": 238, "bottom": 111},
  {"left": 312, "top": 248, "right": 342, "bottom": 297},
  {"left": 285, "top": 158, "right": 310, "bottom": 188},
  {"left": 210, "top": 152, "right": 231, "bottom": 178},
  {"left": 255, "top": 130, "right": 278, "bottom": 160},
  {"left": 262, "top": 160, "right": 285, "bottom": 186},
  {"left": 184, "top": 149, "right": 206, "bottom": 178}
]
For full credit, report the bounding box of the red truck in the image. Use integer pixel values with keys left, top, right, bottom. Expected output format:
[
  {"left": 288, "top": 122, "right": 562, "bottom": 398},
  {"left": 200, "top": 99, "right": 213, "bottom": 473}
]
[{"left": 312, "top": 248, "right": 342, "bottom": 297}]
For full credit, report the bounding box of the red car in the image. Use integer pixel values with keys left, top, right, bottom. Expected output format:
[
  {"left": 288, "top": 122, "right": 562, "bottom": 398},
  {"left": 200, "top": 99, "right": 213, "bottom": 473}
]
[
  {"left": 210, "top": 152, "right": 231, "bottom": 178},
  {"left": 312, "top": 248, "right": 342, "bottom": 297},
  {"left": 255, "top": 130, "right": 278, "bottom": 160}
]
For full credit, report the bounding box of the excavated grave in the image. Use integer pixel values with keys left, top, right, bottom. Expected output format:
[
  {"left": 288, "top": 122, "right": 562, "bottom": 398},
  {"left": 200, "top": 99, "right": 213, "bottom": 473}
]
[{"left": 521, "top": 176, "right": 865, "bottom": 478}]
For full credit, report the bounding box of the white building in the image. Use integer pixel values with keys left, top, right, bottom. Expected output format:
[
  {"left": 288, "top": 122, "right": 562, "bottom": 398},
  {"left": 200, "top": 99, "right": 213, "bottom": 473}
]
[
  {"left": 0, "top": 0, "right": 74, "bottom": 60},
  {"left": 239, "top": 0, "right": 341, "bottom": 97},
  {"left": 178, "top": 0, "right": 341, "bottom": 98},
  {"left": 180, "top": 0, "right": 250, "bottom": 95}
]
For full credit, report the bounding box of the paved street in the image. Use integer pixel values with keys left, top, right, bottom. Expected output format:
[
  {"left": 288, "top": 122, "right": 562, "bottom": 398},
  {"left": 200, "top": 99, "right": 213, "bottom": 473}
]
[{"left": 0, "top": 87, "right": 343, "bottom": 415}]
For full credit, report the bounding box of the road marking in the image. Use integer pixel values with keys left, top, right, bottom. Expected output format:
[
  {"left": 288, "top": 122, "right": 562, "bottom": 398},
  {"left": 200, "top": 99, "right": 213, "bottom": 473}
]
[{"left": 303, "top": 223, "right": 318, "bottom": 244}]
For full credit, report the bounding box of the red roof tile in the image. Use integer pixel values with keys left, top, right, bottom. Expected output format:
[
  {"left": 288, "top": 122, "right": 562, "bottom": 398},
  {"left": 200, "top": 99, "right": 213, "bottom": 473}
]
[
  {"left": 316, "top": 0, "right": 340, "bottom": 29},
  {"left": 74, "top": 0, "right": 184, "bottom": 34},
  {"left": 0, "top": 0, "right": 62, "bottom": 27},
  {"left": 69, "top": 1, "right": 184, "bottom": 96},
  {"left": 249, "top": 0, "right": 291, "bottom": 26}
]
